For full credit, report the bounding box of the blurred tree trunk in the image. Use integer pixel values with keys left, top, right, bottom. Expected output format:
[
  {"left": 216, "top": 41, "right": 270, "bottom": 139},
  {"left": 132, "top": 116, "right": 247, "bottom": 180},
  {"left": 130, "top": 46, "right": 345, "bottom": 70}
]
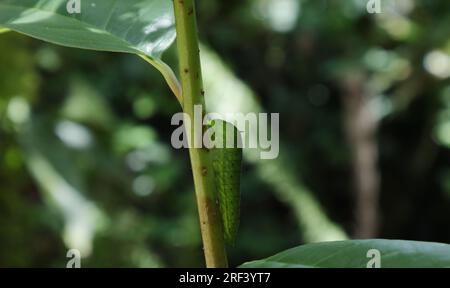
[{"left": 341, "top": 76, "right": 380, "bottom": 238}]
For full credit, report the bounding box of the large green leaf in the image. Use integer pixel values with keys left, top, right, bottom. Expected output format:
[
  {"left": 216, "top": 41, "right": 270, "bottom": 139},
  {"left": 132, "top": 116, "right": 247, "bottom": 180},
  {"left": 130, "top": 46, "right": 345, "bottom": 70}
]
[
  {"left": 0, "top": 0, "right": 181, "bottom": 100},
  {"left": 240, "top": 239, "right": 450, "bottom": 268}
]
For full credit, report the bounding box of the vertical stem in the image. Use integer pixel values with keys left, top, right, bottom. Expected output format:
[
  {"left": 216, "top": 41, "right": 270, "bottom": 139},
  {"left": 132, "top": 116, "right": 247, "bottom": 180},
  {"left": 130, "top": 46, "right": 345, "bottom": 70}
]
[{"left": 173, "top": 0, "right": 228, "bottom": 267}]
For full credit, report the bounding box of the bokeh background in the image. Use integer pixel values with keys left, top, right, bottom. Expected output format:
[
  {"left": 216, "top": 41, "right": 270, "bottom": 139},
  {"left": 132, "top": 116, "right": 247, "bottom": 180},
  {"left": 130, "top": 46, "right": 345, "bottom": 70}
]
[{"left": 1, "top": 0, "right": 450, "bottom": 267}]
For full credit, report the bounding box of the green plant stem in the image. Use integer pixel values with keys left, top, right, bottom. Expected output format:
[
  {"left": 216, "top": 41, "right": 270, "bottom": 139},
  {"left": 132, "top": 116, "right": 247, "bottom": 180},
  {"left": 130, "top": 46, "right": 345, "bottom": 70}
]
[{"left": 173, "top": 0, "right": 228, "bottom": 268}]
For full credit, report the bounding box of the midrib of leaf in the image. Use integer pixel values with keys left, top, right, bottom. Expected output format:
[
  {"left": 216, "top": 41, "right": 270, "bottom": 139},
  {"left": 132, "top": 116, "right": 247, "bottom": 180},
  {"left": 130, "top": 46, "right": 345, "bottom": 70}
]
[{"left": 241, "top": 259, "right": 313, "bottom": 268}]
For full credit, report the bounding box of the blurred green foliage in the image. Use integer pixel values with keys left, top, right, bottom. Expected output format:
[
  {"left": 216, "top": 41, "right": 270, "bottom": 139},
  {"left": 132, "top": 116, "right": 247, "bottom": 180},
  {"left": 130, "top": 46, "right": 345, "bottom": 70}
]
[{"left": 0, "top": 0, "right": 449, "bottom": 267}]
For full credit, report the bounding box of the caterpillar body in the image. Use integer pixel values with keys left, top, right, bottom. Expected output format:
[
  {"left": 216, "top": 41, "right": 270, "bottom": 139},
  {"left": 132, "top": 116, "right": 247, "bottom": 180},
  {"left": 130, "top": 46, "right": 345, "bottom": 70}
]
[{"left": 210, "top": 120, "right": 242, "bottom": 245}]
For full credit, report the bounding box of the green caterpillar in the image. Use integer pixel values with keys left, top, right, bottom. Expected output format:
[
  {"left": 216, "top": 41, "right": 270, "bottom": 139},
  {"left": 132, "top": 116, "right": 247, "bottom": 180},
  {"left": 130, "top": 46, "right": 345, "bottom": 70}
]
[{"left": 209, "top": 120, "right": 242, "bottom": 245}]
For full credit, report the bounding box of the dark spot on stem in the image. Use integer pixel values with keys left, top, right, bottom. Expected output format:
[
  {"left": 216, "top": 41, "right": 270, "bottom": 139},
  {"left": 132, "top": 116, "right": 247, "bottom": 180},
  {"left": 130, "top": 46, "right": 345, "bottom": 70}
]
[
  {"left": 184, "top": 68, "right": 189, "bottom": 74},
  {"left": 201, "top": 90, "right": 205, "bottom": 96},
  {"left": 188, "top": 7, "right": 194, "bottom": 15},
  {"left": 201, "top": 167, "right": 207, "bottom": 176}
]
